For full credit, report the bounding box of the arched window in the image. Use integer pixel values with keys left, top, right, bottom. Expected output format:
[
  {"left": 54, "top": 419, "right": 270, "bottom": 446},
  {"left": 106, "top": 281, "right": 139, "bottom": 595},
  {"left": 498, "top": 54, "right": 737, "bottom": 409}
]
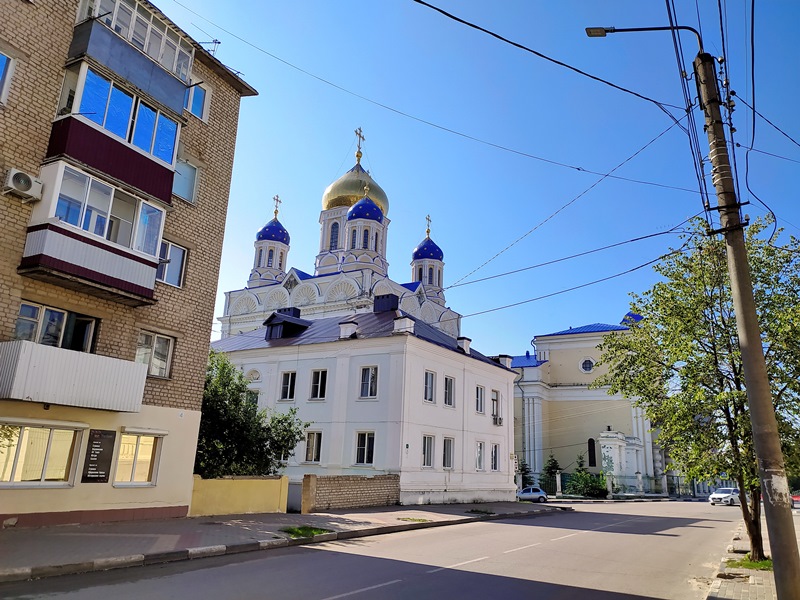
[
  {"left": 417, "top": 267, "right": 423, "bottom": 281},
  {"left": 438, "top": 268, "right": 442, "bottom": 286},
  {"left": 374, "top": 232, "right": 379, "bottom": 251},
  {"left": 257, "top": 248, "right": 263, "bottom": 267},
  {"left": 329, "top": 223, "right": 339, "bottom": 251},
  {"left": 428, "top": 267, "right": 434, "bottom": 285},
  {"left": 267, "top": 249, "right": 274, "bottom": 267},
  {"left": 588, "top": 438, "right": 597, "bottom": 467},
  {"left": 279, "top": 252, "right": 284, "bottom": 270},
  {"left": 362, "top": 229, "right": 369, "bottom": 249},
  {"left": 351, "top": 229, "right": 357, "bottom": 249}
]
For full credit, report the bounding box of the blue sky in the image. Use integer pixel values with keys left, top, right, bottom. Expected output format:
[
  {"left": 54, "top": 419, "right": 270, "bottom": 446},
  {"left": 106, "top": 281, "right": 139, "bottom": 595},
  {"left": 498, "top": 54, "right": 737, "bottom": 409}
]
[{"left": 160, "top": 0, "right": 800, "bottom": 356}]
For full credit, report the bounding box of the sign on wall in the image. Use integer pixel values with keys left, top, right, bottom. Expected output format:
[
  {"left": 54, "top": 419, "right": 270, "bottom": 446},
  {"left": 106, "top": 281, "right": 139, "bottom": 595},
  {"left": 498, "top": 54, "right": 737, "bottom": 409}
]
[{"left": 81, "top": 429, "right": 116, "bottom": 483}]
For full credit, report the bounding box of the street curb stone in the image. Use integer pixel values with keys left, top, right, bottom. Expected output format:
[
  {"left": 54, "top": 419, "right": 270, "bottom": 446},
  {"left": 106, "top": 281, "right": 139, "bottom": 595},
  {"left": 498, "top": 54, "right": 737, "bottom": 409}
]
[{"left": 187, "top": 546, "right": 226, "bottom": 559}]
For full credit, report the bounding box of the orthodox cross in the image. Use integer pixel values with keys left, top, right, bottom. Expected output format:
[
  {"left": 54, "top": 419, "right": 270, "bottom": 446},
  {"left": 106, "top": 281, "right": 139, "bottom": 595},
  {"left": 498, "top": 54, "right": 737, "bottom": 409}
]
[
  {"left": 426, "top": 214, "right": 431, "bottom": 237},
  {"left": 273, "top": 194, "right": 281, "bottom": 219},
  {"left": 354, "top": 127, "right": 365, "bottom": 152}
]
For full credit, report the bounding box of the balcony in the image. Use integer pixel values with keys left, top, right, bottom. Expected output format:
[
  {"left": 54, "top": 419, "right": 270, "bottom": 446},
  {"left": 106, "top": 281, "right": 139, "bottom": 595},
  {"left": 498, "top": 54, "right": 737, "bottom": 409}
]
[
  {"left": 19, "top": 221, "right": 158, "bottom": 306},
  {"left": 0, "top": 340, "right": 147, "bottom": 412}
]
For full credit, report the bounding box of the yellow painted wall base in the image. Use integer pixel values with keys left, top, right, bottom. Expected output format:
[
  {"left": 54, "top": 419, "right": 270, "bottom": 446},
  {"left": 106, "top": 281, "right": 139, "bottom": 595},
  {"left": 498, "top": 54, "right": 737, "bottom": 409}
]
[{"left": 189, "top": 474, "right": 288, "bottom": 516}]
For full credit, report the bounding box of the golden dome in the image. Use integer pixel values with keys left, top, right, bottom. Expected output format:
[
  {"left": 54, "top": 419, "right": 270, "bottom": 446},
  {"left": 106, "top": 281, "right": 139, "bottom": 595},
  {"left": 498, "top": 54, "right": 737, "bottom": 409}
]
[{"left": 321, "top": 151, "right": 389, "bottom": 216}]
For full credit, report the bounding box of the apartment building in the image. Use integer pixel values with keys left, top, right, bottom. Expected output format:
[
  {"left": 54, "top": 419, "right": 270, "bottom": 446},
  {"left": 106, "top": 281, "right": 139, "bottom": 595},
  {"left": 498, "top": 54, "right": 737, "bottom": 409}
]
[{"left": 0, "top": 0, "right": 256, "bottom": 526}]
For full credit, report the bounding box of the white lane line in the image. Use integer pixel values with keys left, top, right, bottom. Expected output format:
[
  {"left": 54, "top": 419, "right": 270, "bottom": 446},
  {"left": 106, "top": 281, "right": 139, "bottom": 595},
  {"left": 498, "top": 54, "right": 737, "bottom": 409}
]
[
  {"left": 427, "top": 556, "right": 489, "bottom": 574},
  {"left": 503, "top": 542, "right": 541, "bottom": 554},
  {"left": 550, "top": 533, "right": 578, "bottom": 541},
  {"left": 321, "top": 579, "right": 402, "bottom": 600},
  {"left": 588, "top": 517, "right": 644, "bottom": 532}
]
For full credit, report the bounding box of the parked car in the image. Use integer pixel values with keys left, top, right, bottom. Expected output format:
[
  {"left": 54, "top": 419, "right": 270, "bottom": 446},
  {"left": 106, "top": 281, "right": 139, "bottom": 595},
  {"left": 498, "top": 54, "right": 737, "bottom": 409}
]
[
  {"left": 517, "top": 486, "right": 548, "bottom": 503},
  {"left": 709, "top": 488, "right": 742, "bottom": 506},
  {"left": 791, "top": 490, "right": 800, "bottom": 508}
]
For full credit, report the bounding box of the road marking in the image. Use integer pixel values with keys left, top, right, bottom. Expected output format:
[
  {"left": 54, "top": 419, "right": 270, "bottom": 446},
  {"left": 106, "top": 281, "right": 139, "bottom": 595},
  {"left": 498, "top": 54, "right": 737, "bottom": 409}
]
[
  {"left": 503, "top": 542, "right": 541, "bottom": 554},
  {"left": 427, "top": 556, "right": 489, "bottom": 573},
  {"left": 550, "top": 533, "right": 578, "bottom": 541},
  {"left": 321, "top": 579, "right": 402, "bottom": 599}
]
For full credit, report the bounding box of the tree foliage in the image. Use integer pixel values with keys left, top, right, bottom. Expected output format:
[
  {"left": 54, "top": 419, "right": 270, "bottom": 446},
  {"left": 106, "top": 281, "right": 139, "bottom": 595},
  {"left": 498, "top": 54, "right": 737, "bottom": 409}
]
[
  {"left": 594, "top": 218, "right": 800, "bottom": 559},
  {"left": 564, "top": 452, "right": 607, "bottom": 498},
  {"left": 542, "top": 452, "right": 562, "bottom": 478},
  {"left": 194, "top": 351, "right": 309, "bottom": 479}
]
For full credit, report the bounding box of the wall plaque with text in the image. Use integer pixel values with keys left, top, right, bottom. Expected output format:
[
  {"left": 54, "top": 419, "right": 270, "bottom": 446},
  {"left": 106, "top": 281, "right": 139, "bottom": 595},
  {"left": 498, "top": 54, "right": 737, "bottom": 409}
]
[{"left": 81, "top": 429, "right": 116, "bottom": 483}]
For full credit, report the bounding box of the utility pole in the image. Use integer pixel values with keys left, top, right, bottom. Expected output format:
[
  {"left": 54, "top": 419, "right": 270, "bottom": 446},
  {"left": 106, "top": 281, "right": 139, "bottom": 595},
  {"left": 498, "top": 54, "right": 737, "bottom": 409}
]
[{"left": 694, "top": 51, "right": 800, "bottom": 598}]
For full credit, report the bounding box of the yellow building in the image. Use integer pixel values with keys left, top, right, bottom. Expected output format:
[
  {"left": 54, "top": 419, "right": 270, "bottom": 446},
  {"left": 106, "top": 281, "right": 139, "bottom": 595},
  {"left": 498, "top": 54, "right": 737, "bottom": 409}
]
[
  {"left": 0, "top": 0, "right": 255, "bottom": 526},
  {"left": 513, "top": 322, "right": 665, "bottom": 490}
]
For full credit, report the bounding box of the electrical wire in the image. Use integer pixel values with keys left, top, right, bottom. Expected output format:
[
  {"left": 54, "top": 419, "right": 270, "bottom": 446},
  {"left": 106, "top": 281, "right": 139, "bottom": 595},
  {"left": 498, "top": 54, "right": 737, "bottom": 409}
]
[
  {"left": 734, "top": 95, "right": 800, "bottom": 150},
  {"left": 166, "top": 0, "right": 695, "bottom": 197}
]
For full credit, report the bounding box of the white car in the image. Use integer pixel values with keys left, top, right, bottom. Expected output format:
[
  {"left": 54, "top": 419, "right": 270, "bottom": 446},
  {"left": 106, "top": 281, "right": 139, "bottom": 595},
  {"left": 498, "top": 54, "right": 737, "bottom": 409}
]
[
  {"left": 709, "top": 488, "right": 741, "bottom": 506},
  {"left": 517, "top": 486, "right": 548, "bottom": 503}
]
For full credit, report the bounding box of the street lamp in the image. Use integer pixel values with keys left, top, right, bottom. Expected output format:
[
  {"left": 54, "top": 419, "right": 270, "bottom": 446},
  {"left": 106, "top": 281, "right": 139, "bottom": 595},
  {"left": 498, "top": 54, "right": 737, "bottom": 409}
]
[{"left": 587, "top": 24, "right": 800, "bottom": 600}]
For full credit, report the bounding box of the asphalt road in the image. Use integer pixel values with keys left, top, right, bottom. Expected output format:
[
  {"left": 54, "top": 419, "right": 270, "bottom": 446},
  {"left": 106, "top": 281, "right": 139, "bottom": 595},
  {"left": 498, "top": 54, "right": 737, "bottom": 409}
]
[{"left": 2, "top": 502, "right": 739, "bottom": 600}]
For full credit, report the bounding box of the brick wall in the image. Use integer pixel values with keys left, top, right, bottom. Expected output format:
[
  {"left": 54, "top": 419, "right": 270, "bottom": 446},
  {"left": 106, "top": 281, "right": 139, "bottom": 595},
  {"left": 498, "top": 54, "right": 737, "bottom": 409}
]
[{"left": 302, "top": 474, "right": 400, "bottom": 513}]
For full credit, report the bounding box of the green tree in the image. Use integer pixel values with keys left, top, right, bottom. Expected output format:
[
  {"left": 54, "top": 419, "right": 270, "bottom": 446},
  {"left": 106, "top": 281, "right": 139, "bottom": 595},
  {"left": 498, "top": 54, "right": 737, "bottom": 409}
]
[
  {"left": 518, "top": 459, "right": 534, "bottom": 487},
  {"left": 594, "top": 218, "right": 800, "bottom": 560},
  {"left": 542, "top": 452, "right": 561, "bottom": 478},
  {"left": 564, "top": 452, "right": 607, "bottom": 498},
  {"left": 194, "top": 351, "right": 309, "bottom": 479}
]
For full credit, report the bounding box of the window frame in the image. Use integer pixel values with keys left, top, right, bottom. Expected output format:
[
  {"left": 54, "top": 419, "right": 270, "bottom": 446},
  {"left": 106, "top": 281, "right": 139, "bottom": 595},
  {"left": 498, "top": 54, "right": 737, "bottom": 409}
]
[
  {"left": 280, "top": 371, "right": 296, "bottom": 401},
  {"left": 329, "top": 222, "right": 339, "bottom": 251},
  {"left": 0, "top": 421, "right": 84, "bottom": 488},
  {"left": 184, "top": 79, "right": 210, "bottom": 121},
  {"left": 355, "top": 431, "right": 375, "bottom": 465},
  {"left": 475, "top": 385, "right": 485, "bottom": 414},
  {"left": 491, "top": 390, "right": 500, "bottom": 417},
  {"left": 135, "top": 330, "right": 174, "bottom": 378},
  {"left": 422, "top": 434, "right": 435, "bottom": 468},
  {"left": 310, "top": 369, "right": 328, "bottom": 401},
  {"left": 305, "top": 431, "right": 322, "bottom": 463},
  {"left": 14, "top": 301, "right": 97, "bottom": 353},
  {"left": 476, "top": 441, "right": 485, "bottom": 471},
  {"left": 444, "top": 376, "right": 455, "bottom": 407},
  {"left": 172, "top": 158, "right": 199, "bottom": 203},
  {"left": 156, "top": 239, "right": 187, "bottom": 287},
  {"left": 491, "top": 443, "right": 500, "bottom": 471},
  {"left": 442, "top": 437, "right": 454, "bottom": 470},
  {"left": 580, "top": 357, "right": 596, "bottom": 373},
  {"left": 423, "top": 370, "right": 436, "bottom": 403},
  {"left": 0, "top": 49, "right": 16, "bottom": 105},
  {"left": 360, "top": 366, "right": 378, "bottom": 399},
  {"left": 113, "top": 430, "right": 164, "bottom": 486}
]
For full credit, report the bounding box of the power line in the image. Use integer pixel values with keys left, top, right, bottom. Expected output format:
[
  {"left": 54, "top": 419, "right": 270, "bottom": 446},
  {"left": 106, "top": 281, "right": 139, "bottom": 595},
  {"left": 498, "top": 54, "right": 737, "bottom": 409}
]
[
  {"left": 733, "top": 94, "right": 800, "bottom": 150},
  {"left": 450, "top": 118, "right": 686, "bottom": 286}
]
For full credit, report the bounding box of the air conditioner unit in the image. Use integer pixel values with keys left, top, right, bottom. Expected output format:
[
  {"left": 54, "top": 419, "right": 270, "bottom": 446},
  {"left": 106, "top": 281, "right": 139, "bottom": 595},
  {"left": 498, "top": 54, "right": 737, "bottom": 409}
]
[
  {"left": 493, "top": 416, "right": 503, "bottom": 426},
  {"left": 4, "top": 168, "right": 43, "bottom": 202}
]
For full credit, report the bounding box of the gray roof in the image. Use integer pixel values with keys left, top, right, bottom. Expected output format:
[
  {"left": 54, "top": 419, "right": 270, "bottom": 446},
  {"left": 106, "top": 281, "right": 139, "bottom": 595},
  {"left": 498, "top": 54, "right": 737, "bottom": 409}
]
[{"left": 212, "top": 310, "right": 508, "bottom": 370}]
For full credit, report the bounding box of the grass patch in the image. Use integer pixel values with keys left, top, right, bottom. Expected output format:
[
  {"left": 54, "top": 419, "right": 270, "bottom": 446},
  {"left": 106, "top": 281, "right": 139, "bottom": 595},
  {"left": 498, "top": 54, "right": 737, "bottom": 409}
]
[
  {"left": 397, "top": 517, "right": 432, "bottom": 523},
  {"left": 726, "top": 556, "right": 773, "bottom": 571},
  {"left": 466, "top": 509, "right": 494, "bottom": 515},
  {"left": 280, "top": 526, "right": 333, "bottom": 539}
]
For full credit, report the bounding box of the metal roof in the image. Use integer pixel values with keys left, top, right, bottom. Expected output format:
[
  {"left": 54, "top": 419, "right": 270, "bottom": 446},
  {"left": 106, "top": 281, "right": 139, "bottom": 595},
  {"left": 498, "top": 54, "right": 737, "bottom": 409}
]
[
  {"left": 537, "top": 323, "right": 629, "bottom": 338},
  {"left": 510, "top": 354, "right": 547, "bottom": 368}
]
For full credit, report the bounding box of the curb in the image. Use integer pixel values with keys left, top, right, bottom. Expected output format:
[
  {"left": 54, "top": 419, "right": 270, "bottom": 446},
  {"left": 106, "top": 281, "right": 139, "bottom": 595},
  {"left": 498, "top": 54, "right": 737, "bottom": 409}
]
[{"left": 0, "top": 507, "right": 564, "bottom": 583}]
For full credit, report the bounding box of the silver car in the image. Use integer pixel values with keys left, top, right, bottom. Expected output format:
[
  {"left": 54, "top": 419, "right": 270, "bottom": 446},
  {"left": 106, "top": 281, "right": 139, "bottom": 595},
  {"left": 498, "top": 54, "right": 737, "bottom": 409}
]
[
  {"left": 709, "top": 488, "right": 741, "bottom": 506},
  {"left": 517, "top": 486, "right": 548, "bottom": 503}
]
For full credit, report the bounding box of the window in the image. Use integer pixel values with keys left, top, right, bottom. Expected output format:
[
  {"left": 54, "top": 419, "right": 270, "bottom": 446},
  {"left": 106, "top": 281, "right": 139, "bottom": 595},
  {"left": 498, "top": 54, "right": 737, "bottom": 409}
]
[
  {"left": 588, "top": 438, "right": 597, "bottom": 467},
  {"left": 423, "top": 371, "right": 435, "bottom": 403},
  {"left": 491, "top": 390, "right": 499, "bottom": 417},
  {"left": 0, "top": 50, "right": 15, "bottom": 104},
  {"left": 114, "top": 432, "right": 161, "bottom": 485},
  {"left": 360, "top": 366, "right": 378, "bottom": 398},
  {"left": 580, "top": 358, "right": 595, "bottom": 373},
  {"left": 257, "top": 248, "right": 263, "bottom": 267},
  {"left": 135, "top": 331, "right": 174, "bottom": 377},
  {"left": 173, "top": 159, "right": 198, "bottom": 202},
  {"left": 476, "top": 442, "right": 485, "bottom": 471},
  {"left": 156, "top": 240, "right": 187, "bottom": 287},
  {"left": 422, "top": 435, "right": 434, "bottom": 468},
  {"left": 417, "top": 267, "right": 422, "bottom": 282},
  {"left": 362, "top": 229, "right": 369, "bottom": 249},
  {"left": 329, "top": 222, "right": 339, "bottom": 250},
  {"left": 73, "top": 67, "right": 178, "bottom": 165},
  {"left": 476, "top": 386, "right": 485, "bottom": 413},
  {"left": 14, "top": 302, "right": 96, "bottom": 352},
  {"left": 428, "top": 267, "right": 434, "bottom": 285},
  {"left": 55, "top": 165, "right": 165, "bottom": 257},
  {"left": 310, "top": 369, "right": 327, "bottom": 400},
  {"left": 279, "top": 252, "right": 284, "bottom": 269},
  {"left": 491, "top": 444, "right": 500, "bottom": 471},
  {"left": 184, "top": 81, "right": 209, "bottom": 120},
  {"left": 443, "top": 437, "right": 454, "bottom": 469},
  {"left": 305, "top": 432, "right": 322, "bottom": 463},
  {"left": 267, "top": 249, "right": 274, "bottom": 268},
  {"left": 444, "top": 376, "right": 455, "bottom": 407},
  {"left": 280, "top": 371, "right": 296, "bottom": 401},
  {"left": 0, "top": 423, "right": 81, "bottom": 486},
  {"left": 82, "top": 0, "right": 194, "bottom": 81},
  {"left": 350, "top": 229, "right": 357, "bottom": 250},
  {"left": 355, "top": 432, "right": 374, "bottom": 465},
  {"left": 374, "top": 232, "right": 379, "bottom": 251}
]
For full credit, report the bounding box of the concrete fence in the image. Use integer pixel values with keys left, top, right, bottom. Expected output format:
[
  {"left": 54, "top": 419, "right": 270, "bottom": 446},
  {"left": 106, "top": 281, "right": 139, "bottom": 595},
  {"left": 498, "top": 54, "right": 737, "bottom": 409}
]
[
  {"left": 189, "top": 474, "right": 288, "bottom": 516},
  {"left": 301, "top": 474, "right": 400, "bottom": 514}
]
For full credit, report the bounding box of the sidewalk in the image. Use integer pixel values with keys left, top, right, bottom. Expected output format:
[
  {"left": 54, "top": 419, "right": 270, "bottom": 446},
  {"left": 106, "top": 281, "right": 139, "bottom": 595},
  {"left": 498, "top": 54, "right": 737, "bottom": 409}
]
[{"left": 0, "top": 501, "right": 563, "bottom": 583}]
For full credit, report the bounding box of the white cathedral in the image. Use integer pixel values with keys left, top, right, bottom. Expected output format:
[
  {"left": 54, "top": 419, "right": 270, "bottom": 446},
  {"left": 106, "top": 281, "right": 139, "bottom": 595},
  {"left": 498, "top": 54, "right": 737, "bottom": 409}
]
[{"left": 219, "top": 142, "right": 461, "bottom": 340}]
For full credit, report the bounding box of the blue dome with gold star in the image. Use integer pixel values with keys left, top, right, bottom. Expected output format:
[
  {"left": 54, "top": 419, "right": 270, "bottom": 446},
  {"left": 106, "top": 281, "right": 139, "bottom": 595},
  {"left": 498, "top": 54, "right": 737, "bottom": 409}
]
[
  {"left": 347, "top": 196, "right": 384, "bottom": 223},
  {"left": 256, "top": 218, "right": 290, "bottom": 244},
  {"left": 412, "top": 236, "right": 444, "bottom": 261}
]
